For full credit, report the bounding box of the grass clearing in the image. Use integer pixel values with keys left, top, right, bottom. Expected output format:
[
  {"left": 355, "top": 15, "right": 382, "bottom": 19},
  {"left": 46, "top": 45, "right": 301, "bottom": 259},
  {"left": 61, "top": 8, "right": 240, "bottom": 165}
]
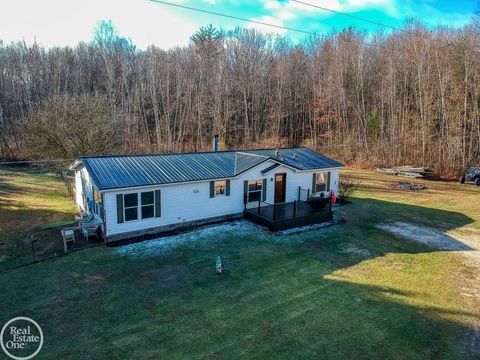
[
  {"left": 0, "top": 167, "right": 76, "bottom": 269},
  {"left": 0, "top": 167, "right": 479, "bottom": 359}
]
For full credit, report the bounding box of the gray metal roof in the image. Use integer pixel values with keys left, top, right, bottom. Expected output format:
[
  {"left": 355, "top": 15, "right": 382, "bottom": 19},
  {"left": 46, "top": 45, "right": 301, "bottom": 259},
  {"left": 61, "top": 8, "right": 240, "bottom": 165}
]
[
  {"left": 78, "top": 147, "right": 343, "bottom": 190},
  {"left": 235, "top": 153, "right": 269, "bottom": 174},
  {"left": 261, "top": 163, "right": 281, "bottom": 174}
]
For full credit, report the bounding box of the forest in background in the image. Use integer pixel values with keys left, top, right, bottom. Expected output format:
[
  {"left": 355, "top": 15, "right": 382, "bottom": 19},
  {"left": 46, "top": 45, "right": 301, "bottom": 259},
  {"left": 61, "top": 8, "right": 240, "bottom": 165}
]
[{"left": 0, "top": 17, "right": 479, "bottom": 176}]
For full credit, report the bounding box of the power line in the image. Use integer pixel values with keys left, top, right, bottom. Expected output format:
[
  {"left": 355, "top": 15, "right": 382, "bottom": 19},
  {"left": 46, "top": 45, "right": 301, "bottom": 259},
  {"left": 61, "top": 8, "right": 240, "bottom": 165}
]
[
  {"left": 291, "top": 0, "right": 400, "bottom": 31},
  {"left": 290, "top": 0, "right": 463, "bottom": 49},
  {"left": 148, "top": 0, "right": 368, "bottom": 45},
  {"left": 290, "top": 0, "right": 458, "bottom": 42},
  {"left": 149, "top": 0, "right": 315, "bottom": 36}
]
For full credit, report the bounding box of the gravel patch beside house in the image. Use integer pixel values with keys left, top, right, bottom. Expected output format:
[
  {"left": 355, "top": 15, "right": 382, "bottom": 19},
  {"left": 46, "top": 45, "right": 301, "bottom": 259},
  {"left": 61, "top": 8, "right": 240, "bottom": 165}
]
[
  {"left": 114, "top": 220, "right": 263, "bottom": 257},
  {"left": 114, "top": 218, "right": 345, "bottom": 258}
]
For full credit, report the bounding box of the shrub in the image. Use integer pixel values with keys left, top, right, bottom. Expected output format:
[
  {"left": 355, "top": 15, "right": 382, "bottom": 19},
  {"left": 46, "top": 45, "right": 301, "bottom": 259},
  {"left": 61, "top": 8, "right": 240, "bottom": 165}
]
[{"left": 338, "top": 176, "right": 360, "bottom": 202}]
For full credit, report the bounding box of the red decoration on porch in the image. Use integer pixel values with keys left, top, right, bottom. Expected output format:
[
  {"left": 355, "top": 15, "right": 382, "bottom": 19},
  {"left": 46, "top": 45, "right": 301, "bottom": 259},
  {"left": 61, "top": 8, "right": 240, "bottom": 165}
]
[{"left": 329, "top": 190, "right": 336, "bottom": 204}]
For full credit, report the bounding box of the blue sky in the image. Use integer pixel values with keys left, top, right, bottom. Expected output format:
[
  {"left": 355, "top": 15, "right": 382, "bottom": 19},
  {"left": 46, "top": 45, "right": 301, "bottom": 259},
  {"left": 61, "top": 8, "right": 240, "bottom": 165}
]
[{"left": 1, "top": 0, "right": 477, "bottom": 49}]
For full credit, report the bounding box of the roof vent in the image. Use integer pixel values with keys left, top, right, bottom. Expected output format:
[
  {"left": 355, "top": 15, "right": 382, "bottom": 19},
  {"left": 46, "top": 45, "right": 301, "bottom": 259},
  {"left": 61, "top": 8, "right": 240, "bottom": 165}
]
[
  {"left": 292, "top": 152, "right": 297, "bottom": 159},
  {"left": 274, "top": 149, "right": 279, "bottom": 158}
]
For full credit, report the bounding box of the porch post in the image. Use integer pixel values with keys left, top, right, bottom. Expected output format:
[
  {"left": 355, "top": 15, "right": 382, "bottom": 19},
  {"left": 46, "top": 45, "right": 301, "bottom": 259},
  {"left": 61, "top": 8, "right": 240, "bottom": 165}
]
[
  {"left": 293, "top": 200, "right": 296, "bottom": 218},
  {"left": 258, "top": 200, "right": 261, "bottom": 215}
]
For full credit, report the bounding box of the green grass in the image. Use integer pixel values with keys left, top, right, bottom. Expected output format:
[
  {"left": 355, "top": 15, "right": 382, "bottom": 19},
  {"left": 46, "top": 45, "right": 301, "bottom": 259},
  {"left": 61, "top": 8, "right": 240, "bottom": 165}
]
[
  {"left": 0, "top": 168, "right": 76, "bottom": 269},
  {"left": 40, "top": 219, "right": 75, "bottom": 230},
  {"left": 0, "top": 168, "right": 479, "bottom": 359}
]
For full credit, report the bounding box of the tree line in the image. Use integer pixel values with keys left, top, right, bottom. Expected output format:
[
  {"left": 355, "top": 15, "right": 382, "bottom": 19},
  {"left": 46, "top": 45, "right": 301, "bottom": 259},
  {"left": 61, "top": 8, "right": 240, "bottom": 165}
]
[{"left": 0, "top": 19, "right": 479, "bottom": 175}]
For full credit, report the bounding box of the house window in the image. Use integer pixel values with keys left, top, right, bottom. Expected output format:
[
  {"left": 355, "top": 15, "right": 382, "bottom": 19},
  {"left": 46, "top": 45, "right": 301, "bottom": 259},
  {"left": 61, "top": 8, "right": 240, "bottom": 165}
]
[
  {"left": 248, "top": 179, "right": 263, "bottom": 202},
  {"left": 214, "top": 180, "right": 226, "bottom": 196},
  {"left": 314, "top": 172, "right": 328, "bottom": 193},
  {"left": 141, "top": 191, "right": 155, "bottom": 219},
  {"left": 124, "top": 193, "right": 138, "bottom": 221}
]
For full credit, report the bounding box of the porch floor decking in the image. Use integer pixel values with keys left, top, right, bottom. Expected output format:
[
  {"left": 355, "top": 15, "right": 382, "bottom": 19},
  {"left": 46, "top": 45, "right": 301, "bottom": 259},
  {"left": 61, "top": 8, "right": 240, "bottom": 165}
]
[{"left": 244, "top": 200, "right": 333, "bottom": 231}]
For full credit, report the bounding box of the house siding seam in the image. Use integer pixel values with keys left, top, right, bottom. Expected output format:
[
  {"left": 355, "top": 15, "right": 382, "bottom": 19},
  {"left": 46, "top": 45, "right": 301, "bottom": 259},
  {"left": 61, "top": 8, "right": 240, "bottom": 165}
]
[{"left": 102, "top": 160, "right": 340, "bottom": 240}]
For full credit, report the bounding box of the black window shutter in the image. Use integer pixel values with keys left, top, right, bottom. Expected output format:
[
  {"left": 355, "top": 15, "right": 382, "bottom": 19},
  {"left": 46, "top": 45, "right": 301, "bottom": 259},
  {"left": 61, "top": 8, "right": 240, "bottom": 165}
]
[
  {"left": 210, "top": 181, "right": 215, "bottom": 198},
  {"left": 226, "top": 179, "right": 230, "bottom": 196},
  {"left": 312, "top": 173, "right": 317, "bottom": 193},
  {"left": 262, "top": 178, "right": 267, "bottom": 201},
  {"left": 327, "top": 172, "right": 331, "bottom": 191},
  {"left": 155, "top": 190, "right": 161, "bottom": 217},
  {"left": 244, "top": 180, "right": 248, "bottom": 204},
  {"left": 116, "top": 194, "right": 124, "bottom": 223}
]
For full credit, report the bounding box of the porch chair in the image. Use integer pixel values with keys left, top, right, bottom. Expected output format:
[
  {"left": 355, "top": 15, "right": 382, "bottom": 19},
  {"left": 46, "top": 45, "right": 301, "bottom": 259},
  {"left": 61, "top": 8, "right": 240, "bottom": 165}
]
[
  {"left": 77, "top": 213, "right": 94, "bottom": 226},
  {"left": 81, "top": 220, "right": 102, "bottom": 242}
]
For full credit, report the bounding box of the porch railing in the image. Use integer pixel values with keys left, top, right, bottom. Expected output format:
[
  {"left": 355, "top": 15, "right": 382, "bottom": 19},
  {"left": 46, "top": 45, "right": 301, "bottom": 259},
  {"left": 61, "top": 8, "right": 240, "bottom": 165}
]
[
  {"left": 298, "top": 187, "right": 311, "bottom": 202},
  {"left": 246, "top": 197, "right": 331, "bottom": 222}
]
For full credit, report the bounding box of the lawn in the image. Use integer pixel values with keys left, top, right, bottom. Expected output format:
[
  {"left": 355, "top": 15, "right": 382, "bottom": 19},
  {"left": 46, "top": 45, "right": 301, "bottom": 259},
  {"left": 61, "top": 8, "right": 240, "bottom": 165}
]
[
  {"left": 0, "top": 168, "right": 76, "bottom": 269},
  {"left": 0, "top": 168, "right": 479, "bottom": 359}
]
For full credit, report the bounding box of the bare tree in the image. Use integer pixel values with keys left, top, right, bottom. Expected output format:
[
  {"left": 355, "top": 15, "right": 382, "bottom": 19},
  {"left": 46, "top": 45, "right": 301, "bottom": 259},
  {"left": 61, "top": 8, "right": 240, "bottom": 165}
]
[{"left": 0, "top": 20, "right": 478, "bottom": 175}]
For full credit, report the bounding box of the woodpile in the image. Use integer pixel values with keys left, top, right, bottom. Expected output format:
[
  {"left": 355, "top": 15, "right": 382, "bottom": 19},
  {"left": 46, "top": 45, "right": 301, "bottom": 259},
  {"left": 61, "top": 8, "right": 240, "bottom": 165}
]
[{"left": 376, "top": 166, "right": 436, "bottom": 179}]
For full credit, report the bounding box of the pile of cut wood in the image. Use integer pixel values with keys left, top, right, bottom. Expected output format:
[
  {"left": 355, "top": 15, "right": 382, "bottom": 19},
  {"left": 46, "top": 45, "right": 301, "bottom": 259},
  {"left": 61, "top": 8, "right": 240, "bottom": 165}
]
[{"left": 376, "top": 166, "right": 436, "bottom": 179}]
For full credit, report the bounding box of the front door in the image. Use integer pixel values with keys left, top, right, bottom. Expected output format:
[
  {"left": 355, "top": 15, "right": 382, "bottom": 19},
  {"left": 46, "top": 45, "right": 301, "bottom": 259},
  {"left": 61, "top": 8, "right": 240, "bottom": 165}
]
[{"left": 274, "top": 173, "right": 286, "bottom": 203}]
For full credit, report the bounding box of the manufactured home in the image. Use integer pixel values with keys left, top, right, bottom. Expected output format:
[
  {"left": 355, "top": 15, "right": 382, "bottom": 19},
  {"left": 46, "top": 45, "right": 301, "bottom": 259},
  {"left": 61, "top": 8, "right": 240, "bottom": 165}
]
[{"left": 71, "top": 146, "right": 343, "bottom": 243}]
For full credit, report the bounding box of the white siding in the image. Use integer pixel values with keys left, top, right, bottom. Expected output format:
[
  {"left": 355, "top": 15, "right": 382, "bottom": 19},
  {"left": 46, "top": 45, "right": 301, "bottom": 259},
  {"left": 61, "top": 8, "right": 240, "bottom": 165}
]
[{"left": 101, "top": 160, "right": 341, "bottom": 238}]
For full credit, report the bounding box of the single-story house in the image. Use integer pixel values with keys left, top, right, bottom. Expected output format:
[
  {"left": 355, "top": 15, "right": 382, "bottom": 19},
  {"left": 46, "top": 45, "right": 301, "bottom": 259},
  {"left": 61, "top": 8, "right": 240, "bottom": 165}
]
[{"left": 71, "top": 146, "right": 343, "bottom": 243}]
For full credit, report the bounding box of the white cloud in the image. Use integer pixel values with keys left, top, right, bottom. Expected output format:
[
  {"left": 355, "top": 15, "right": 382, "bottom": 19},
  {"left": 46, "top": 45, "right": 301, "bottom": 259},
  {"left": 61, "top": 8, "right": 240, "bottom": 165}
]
[
  {"left": 285, "top": 0, "right": 342, "bottom": 13},
  {"left": 249, "top": 16, "right": 287, "bottom": 35},
  {"left": 278, "top": 10, "right": 297, "bottom": 21},
  {"left": 345, "top": 0, "right": 398, "bottom": 17},
  {"left": 0, "top": 0, "right": 471, "bottom": 49},
  {"left": 268, "top": 0, "right": 399, "bottom": 21},
  {"left": 0, "top": 0, "right": 199, "bottom": 49},
  {"left": 264, "top": 0, "right": 282, "bottom": 10}
]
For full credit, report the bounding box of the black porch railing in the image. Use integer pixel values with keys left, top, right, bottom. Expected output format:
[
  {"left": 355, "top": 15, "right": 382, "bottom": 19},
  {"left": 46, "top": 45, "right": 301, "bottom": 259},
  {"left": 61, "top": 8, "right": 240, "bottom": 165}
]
[
  {"left": 243, "top": 186, "right": 334, "bottom": 230},
  {"left": 246, "top": 197, "right": 332, "bottom": 222}
]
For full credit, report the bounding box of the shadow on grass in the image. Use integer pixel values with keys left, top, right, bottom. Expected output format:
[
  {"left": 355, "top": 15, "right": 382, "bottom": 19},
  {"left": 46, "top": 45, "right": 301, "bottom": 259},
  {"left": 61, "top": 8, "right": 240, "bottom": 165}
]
[
  {"left": 0, "top": 185, "right": 479, "bottom": 358},
  {"left": 335, "top": 197, "right": 476, "bottom": 251},
  {"left": 42, "top": 197, "right": 475, "bottom": 359}
]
